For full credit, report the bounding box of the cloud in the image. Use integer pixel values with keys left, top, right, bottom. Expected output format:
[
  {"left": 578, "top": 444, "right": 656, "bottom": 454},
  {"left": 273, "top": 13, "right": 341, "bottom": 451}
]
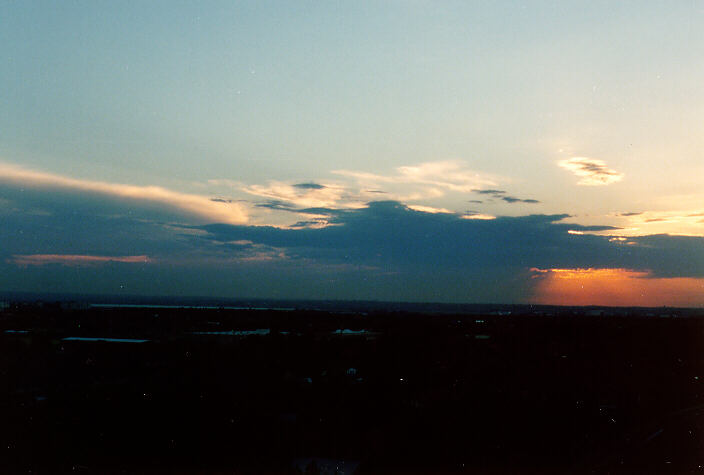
[
  {"left": 242, "top": 180, "right": 363, "bottom": 209},
  {"left": 254, "top": 200, "right": 299, "bottom": 211},
  {"left": 220, "top": 161, "right": 520, "bottom": 226},
  {"left": 11, "top": 254, "right": 150, "bottom": 266},
  {"left": 501, "top": 196, "right": 540, "bottom": 204},
  {"left": 0, "top": 162, "right": 248, "bottom": 224},
  {"left": 198, "top": 202, "right": 704, "bottom": 281},
  {"left": 472, "top": 189, "right": 506, "bottom": 195},
  {"left": 557, "top": 157, "right": 624, "bottom": 186},
  {"left": 1, "top": 197, "right": 703, "bottom": 303},
  {"left": 461, "top": 212, "right": 496, "bottom": 220},
  {"left": 333, "top": 161, "right": 498, "bottom": 196},
  {"left": 472, "top": 189, "right": 539, "bottom": 204},
  {"left": 612, "top": 210, "right": 704, "bottom": 237},
  {"left": 293, "top": 183, "right": 326, "bottom": 190},
  {"left": 406, "top": 205, "right": 453, "bottom": 214}
]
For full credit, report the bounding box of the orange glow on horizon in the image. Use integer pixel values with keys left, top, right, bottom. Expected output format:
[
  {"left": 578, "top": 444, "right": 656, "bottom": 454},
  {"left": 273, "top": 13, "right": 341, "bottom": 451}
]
[{"left": 530, "top": 268, "right": 704, "bottom": 307}]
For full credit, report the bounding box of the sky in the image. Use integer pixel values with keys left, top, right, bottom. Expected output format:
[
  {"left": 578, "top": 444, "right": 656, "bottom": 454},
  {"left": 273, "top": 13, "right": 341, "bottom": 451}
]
[{"left": 1, "top": 1, "right": 704, "bottom": 306}]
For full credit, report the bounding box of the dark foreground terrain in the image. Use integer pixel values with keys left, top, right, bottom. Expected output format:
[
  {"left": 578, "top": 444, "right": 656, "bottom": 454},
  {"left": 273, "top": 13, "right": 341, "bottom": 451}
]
[{"left": 1, "top": 304, "right": 704, "bottom": 473}]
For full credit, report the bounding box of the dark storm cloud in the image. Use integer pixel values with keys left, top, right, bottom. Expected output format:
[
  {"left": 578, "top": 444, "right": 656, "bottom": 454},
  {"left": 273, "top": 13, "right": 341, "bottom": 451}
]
[
  {"left": 292, "top": 182, "right": 326, "bottom": 190},
  {"left": 199, "top": 201, "right": 704, "bottom": 280},
  {"left": 3, "top": 183, "right": 704, "bottom": 302}
]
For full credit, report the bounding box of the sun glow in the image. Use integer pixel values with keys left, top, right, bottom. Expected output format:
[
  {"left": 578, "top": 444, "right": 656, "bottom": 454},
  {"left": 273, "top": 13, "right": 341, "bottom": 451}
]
[{"left": 530, "top": 268, "right": 704, "bottom": 307}]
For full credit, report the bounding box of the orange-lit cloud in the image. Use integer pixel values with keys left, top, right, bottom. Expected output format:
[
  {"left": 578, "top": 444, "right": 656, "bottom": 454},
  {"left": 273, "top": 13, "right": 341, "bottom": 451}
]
[
  {"left": 530, "top": 267, "right": 704, "bottom": 307},
  {"left": 461, "top": 212, "right": 496, "bottom": 220},
  {"left": 407, "top": 204, "right": 452, "bottom": 214},
  {"left": 11, "top": 254, "right": 151, "bottom": 266},
  {"left": 0, "top": 162, "right": 248, "bottom": 224}
]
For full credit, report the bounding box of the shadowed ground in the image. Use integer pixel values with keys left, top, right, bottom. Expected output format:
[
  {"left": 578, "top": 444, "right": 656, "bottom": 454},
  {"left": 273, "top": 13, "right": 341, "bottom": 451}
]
[{"left": 1, "top": 305, "right": 703, "bottom": 473}]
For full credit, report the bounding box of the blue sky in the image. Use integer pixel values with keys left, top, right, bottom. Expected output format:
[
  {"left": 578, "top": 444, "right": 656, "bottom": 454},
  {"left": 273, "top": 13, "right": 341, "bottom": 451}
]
[{"left": 1, "top": 1, "right": 704, "bottom": 305}]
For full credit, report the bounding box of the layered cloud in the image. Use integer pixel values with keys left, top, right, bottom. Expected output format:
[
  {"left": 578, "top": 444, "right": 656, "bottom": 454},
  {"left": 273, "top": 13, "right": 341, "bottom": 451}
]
[
  {"left": 558, "top": 157, "right": 624, "bottom": 186},
  {"left": 2, "top": 157, "right": 702, "bottom": 305},
  {"left": 2, "top": 193, "right": 703, "bottom": 304},
  {"left": 0, "top": 162, "right": 248, "bottom": 224},
  {"left": 213, "top": 160, "right": 540, "bottom": 228}
]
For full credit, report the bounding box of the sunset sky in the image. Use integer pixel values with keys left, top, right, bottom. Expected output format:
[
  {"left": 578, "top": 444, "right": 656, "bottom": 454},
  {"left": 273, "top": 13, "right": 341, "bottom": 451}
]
[{"left": 2, "top": 1, "right": 704, "bottom": 306}]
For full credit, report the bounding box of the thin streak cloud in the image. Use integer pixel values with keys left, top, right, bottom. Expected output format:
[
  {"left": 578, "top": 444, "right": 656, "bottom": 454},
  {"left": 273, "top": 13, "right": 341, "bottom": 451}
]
[
  {"left": 0, "top": 162, "right": 248, "bottom": 224},
  {"left": 11, "top": 254, "right": 150, "bottom": 266},
  {"left": 558, "top": 157, "right": 624, "bottom": 186}
]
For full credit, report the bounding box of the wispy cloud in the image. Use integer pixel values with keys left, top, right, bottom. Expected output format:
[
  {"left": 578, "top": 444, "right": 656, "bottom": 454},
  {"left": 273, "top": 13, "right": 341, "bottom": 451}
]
[
  {"left": 11, "top": 254, "right": 150, "bottom": 266},
  {"left": 0, "top": 162, "right": 248, "bottom": 224},
  {"left": 557, "top": 157, "right": 624, "bottom": 186},
  {"left": 242, "top": 181, "right": 364, "bottom": 209},
  {"left": 333, "top": 161, "right": 497, "bottom": 196}
]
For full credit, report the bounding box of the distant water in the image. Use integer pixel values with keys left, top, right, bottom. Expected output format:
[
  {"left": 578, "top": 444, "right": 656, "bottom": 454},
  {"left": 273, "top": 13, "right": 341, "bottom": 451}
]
[
  {"left": 90, "top": 304, "right": 295, "bottom": 311},
  {"left": 333, "top": 329, "right": 369, "bottom": 335},
  {"left": 191, "top": 329, "right": 270, "bottom": 336},
  {"left": 62, "top": 337, "right": 149, "bottom": 343}
]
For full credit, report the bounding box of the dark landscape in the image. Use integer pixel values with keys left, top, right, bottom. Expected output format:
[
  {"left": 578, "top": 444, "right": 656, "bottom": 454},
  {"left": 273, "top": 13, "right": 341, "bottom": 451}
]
[{"left": 2, "top": 300, "right": 704, "bottom": 473}]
